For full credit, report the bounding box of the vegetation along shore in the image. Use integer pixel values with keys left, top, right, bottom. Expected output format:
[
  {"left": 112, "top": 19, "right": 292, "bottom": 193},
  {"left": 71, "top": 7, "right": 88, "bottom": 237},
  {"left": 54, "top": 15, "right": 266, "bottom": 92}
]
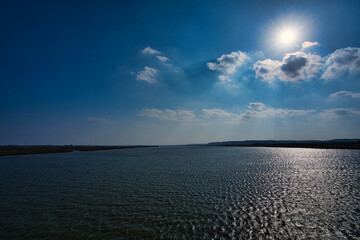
[{"left": 0, "top": 145, "right": 158, "bottom": 156}]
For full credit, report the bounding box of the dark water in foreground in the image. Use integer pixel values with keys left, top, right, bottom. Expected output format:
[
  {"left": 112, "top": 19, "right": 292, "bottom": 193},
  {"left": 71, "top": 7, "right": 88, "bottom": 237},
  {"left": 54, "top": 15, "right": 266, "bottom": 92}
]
[{"left": 0, "top": 146, "right": 360, "bottom": 239}]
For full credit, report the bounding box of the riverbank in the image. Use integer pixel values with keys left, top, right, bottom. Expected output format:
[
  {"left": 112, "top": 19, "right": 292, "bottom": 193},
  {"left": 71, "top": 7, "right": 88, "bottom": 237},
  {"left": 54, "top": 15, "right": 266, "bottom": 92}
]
[
  {"left": 208, "top": 139, "right": 360, "bottom": 150},
  {"left": 0, "top": 145, "right": 158, "bottom": 156}
]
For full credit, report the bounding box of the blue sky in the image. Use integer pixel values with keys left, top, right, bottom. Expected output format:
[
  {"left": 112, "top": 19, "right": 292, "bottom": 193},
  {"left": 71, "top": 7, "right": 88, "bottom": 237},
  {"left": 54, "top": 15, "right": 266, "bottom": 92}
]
[{"left": 1, "top": 0, "right": 360, "bottom": 145}]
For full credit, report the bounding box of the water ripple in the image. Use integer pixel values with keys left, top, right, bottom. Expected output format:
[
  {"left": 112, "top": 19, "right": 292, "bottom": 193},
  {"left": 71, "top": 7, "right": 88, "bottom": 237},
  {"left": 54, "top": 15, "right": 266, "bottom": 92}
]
[{"left": 0, "top": 147, "right": 359, "bottom": 239}]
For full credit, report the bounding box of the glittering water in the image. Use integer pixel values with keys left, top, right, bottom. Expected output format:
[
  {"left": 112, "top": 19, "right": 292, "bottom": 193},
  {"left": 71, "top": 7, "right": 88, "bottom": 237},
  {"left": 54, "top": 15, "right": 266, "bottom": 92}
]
[{"left": 0, "top": 146, "right": 360, "bottom": 239}]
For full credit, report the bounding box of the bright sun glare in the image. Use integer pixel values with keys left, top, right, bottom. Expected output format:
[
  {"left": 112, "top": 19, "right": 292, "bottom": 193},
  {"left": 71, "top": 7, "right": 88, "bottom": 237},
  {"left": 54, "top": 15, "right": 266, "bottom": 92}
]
[{"left": 277, "top": 28, "right": 298, "bottom": 46}]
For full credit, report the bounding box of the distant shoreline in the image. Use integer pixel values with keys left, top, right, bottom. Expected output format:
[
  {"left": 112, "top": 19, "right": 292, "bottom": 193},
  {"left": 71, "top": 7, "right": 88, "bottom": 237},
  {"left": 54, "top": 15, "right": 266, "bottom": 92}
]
[
  {"left": 2, "top": 139, "right": 360, "bottom": 156},
  {"left": 0, "top": 145, "right": 158, "bottom": 156},
  {"left": 207, "top": 139, "right": 360, "bottom": 150}
]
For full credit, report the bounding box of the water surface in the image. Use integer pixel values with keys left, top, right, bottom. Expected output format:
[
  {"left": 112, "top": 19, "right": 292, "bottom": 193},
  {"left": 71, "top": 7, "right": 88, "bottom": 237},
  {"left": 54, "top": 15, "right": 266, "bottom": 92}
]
[{"left": 1, "top": 146, "right": 359, "bottom": 239}]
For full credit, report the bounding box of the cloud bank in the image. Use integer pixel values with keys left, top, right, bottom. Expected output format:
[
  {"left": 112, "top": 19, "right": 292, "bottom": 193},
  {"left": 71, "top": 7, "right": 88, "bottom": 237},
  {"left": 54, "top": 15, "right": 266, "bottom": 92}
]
[
  {"left": 238, "top": 103, "right": 315, "bottom": 120},
  {"left": 320, "top": 108, "right": 360, "bottom": 118},
  {"left": 202, "top": 108, "right": 237, "bottom": 119},
  {"left": 208, "top": 42, "right": 359, "bottom": 84},
  {"left": 138, "top": 103, "right": 316, "bottom": 123}
]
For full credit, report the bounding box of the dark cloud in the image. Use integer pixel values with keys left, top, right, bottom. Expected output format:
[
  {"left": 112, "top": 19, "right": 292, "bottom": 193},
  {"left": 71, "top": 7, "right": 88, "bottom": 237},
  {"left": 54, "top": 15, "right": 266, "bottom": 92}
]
[
  {"left": 321, "top": 108, "right": 360, "bottom": 118},
  {"left": 280, "top": 55, "right": 307, "bottom": 78},
  {"left": 259, "top": 68, "right": 269, "bottom": 74},
  {"left": 333, "top": 48, "right": 358, "bottom": 64},
  {"left": 334, "top": 109, "right": 351, "bottom": 115},
  {"left": 355, "top": 59, "right": 360, "bottom": 68}
]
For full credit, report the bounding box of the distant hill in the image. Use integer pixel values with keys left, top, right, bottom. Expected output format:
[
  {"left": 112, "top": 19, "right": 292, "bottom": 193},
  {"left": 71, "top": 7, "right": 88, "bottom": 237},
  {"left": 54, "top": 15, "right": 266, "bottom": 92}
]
[{"left": 208, "top": 139, "right": 360, "bottom": 149}]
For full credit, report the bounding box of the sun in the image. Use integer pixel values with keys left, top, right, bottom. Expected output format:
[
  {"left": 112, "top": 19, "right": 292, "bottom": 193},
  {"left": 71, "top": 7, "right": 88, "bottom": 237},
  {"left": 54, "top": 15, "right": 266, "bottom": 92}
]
[
  {"left": 264, "top": 13, "right": 312, "bottom": 53},
  {"left": 277, "top": 28, "right": 298, "bottom": 46}
]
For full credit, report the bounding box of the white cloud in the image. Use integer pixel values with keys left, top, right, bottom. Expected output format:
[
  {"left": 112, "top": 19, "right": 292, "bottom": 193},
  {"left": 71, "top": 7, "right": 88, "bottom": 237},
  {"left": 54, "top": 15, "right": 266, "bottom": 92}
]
[
  {"left": 240, "top": 106, "right": 315, "bottom": 120},
  {"left": 87, "top": 117, "right": 112, "bottom": 124},
  {"left": 138, "top": 103, "right": 316, "bottom": 124},
  {"left": 329, "top": 90, "right": 360, "bottom": 98},
  {"left": 136, "top": 66, "right": 158, "bottom": 83},
  {"left": 156, "top": 55, "right": 174, "bottom": 68},
  {"left": 322, "top": 47, "right": 360, "bottom": 80},
  {"left": 247, "top": 102, "right": 265, "bottom": 111},
  {"left": 156, "top": 56, "right": 169, "bottom": 63},
  {"left": 320, "top": 108, "right": 360, "bottom": 118},
  {"left": 202, "top": 108, "right": 237, "bottom": 119},
  {"left": 301, "top": 41, "right": 319, "bottom": 50},
  {"left": 142, "top": 46, "right": 161, "bottom": 55},
  {"left": 303, "top": 53, "right": 323, "bottom": 78},
  {"left": 215, "top": 75, "right": 240, "bottom": 89},
  {"left": 200, "top": 103, "right": 315, "bottom": 122},
  {"left": 253, "top": 59, "right": 282, "bottom": 83},
  {"left": 138, "top": 108, "right": 195, "bottom": 121},
  {"left": 207, "top": 51, "right": 249, "bottom": 75},
  {"left": 218, "top": 75, "right": 232, "bottom": 83}
]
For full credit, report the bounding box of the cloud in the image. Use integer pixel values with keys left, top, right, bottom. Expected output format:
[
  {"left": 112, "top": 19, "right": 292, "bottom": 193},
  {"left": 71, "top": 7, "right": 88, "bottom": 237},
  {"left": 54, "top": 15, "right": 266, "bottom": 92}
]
[
  {"left": 320, "top": 108, "right": 360, "bottom": 118},
  {"left": 329, "top": 91, "right": 360, "bottom": 98},
  {"left": 207, "top": 51, "right": 249, "bottom": 75},
  {"left": 136, "top": 66, "right": 158, "bottom": 83},
  {"left": 281, "top": 53, "right": 307, "bottom": 78},
  {"left": 142, "top": 46, "right": 161, "bottom": 55},
  {"left": 134, "top": 48, "right": 178, "bottom": 84},
  {"left": 254, "top": 45, "right": 360, "bottom": 83},
  {"left": 156, "top": 56, "right": 170, "bottom": 64},
  {"left": 215, "top": 75, "right": 240, "bottom": 89},
  {"left": 87, "top": 117, "right": 112, "bottom": 124},
  {"left": 240, "top": 105, "right": 315, "bottom": 120},
  {"left": 200, "top": 103, "right": 315, "bottom": 121},
  {"left": 218, "top": 75, "right": 232, "bottom": 83},
  {"left": 304, "top": 53, "right": 323, "bottom": 78},
  {"left": 156, "top": 55, "right": 174, "bottom": 68},
  {"left": 247, "top": 102, "right": 265, "bottom": 111},
  {"left": 253, "top": 59, "right": 282, "bottom": 83},
  {"left": 253, "top": 51, "right": 322, "bottom": 82},
  {"left": 138, "top": 102, "right": 316, "bottom": 125},
  {"left": 281, "top": 51, "right": 322, "bottom": 81},
  {"left": 322, "top": 47, "right": 360, "bottom": 80},
  {"left": 301, "top": 41, "right": 319, "bottom": 50},
  {"left": 138, "top": 108, "right": 195, "bottom": 121},
  {"left": 202, "top": 108, "right": 237, "bottom": 119}
]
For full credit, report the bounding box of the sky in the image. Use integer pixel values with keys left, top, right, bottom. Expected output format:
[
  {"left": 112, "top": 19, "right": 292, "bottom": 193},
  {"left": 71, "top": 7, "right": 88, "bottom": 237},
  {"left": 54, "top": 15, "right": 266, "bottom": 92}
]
[{"left": 1, "top": 0, "right": 360, "bottom": 145}]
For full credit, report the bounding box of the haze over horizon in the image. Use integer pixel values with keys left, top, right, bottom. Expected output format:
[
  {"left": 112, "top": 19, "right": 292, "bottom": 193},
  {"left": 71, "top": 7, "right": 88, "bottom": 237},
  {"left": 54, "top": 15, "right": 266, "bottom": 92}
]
[{"left": 1, "top": 0, "right": 360, "bottom": 145}]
